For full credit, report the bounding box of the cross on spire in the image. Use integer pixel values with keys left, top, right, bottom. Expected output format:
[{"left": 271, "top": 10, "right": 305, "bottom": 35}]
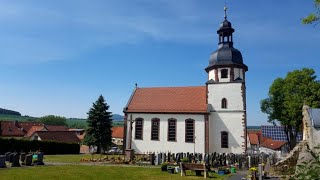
[{"left": 224, "top": 6, "right": 228, "bottom": 19}]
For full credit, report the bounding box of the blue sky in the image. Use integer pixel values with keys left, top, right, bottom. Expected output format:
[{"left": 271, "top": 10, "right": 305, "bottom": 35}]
[{"left": 0, "top": 0, "right": 319, "bottom": 125}]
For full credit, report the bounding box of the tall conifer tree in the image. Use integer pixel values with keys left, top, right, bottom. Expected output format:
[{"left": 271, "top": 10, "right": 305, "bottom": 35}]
[{"left": 83, "top": 95, "right": 113, "bottom": 153}]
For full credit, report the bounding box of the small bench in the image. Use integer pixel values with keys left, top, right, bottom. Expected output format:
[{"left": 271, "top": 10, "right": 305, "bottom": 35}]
[{"left": 180, "top": 163, "right": 209, "bottom": 178}]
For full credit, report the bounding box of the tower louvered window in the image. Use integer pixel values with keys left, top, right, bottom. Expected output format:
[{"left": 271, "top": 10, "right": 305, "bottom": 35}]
[
  {"left": 151, "top": 118, "right": 160, "bottom": 140},
  {"left": 221, "top": 69, "right": 228, "bottom": 78},
  {"left": 135, "top": 118, "right": 143, "bottom": 140},
  {"left": 185, "top": 119, "right": 195, "bottom": 143},
  {"left": 168, "top": 118, "right": 176, "bottom": 141}
]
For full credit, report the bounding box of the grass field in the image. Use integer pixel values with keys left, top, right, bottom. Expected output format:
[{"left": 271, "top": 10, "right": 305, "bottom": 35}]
[
  {"left": 0, "top": 165, "right": 230, "bottom": 180},
  {"left": 0, "top": 154, "right": 231, "bottom": 180},
  {"left": 44, "top": 154, "right": 115, "bottom": 163}
]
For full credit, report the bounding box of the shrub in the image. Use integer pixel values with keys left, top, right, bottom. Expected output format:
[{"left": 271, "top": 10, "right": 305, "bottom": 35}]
[
  {"left": 0, "top": 138, "right": 80, "bottom": 155},
  {"left": 181, "top": 157, "right": 189, "bottom": 163},
  {"left": 161, "top": 162, "right": 168, "bottom": 171}
]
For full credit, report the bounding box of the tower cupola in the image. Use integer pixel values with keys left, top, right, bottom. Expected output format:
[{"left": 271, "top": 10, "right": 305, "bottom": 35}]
[{"left": 205, "top": 7, "right": 248, "bottom": 73}]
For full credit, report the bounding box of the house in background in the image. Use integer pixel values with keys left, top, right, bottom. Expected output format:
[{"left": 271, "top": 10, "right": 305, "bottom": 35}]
[
  {"left": 0, "top": 121, "right": 43, "bottom": 138},
  {"left": 29, "top": 131, "right": 81, "bottom": 144},
  {"left": 69, "top": 129, "right": 85, "bottom": 141},
  {"left": 112, "top": 127, "right": 124, "bottom": 147},
  {"left": 0, "top": 121, "right": 83, "bottom": 144},
  {"left": 247, "top": 125, "right": 299, "bottom": 158},
  {"left": 259, "top": 137, "right": 288, "bottom": 157},
  {"left": 247, "top": 132, "right": 260, "bottom": 154}
]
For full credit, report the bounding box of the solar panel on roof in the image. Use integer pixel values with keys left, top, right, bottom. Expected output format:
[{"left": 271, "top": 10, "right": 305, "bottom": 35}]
[
  {"left": 309, "top": 108, "right": 320, "bottom": 128},
  {"left": 261, "top": 125, "right": 302, "bottom": 142}
]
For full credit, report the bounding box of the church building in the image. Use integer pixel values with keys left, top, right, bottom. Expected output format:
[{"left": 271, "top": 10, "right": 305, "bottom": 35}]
[{"left": 123, "top": 8, "right": 248, "bottom": 154}]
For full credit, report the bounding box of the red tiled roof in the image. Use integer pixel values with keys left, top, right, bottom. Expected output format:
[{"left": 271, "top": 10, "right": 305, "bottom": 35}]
[
  {"left": 46, "top": 125, "right": 69, "bottom": 131},
  {"left": 18, "top": 122, "right": 44, "bottom": 132},
  {"left": 248, "top": 132, "right": 259, "bottom": 145},
  {"left": 25, "top": 125, "right": 47, "bottom": 137},
  {"left": 126, "top": 86, "right": 208, "bottom": 113},
  {"left": 112, "top": 127, "right": 124, "bottom": 139},
  {"left": 0, "top": 121, "right": 25, "bottom": 137},
  {"left": 33, "top": 131, "right": 81, "bottom": 144},
  {"left": 260, "top": 138, "right": 286, "bottom": 150},
  {"left": 0, "top": 121, "right": 43, "bottom": 137}
]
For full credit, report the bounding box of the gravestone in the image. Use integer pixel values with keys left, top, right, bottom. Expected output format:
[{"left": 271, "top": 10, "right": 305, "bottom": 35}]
[
  {"left": 155, "top": 153, "right": 161, "bottom": 165},
  {"left": 204, "top": 154, "right": 209, "bottom": 165},
  {"left": 247, "top": 155, "right": 251, "bottom": 168},
  {"left": 149, "top": 153, "right": 155, "bottom": 165},
  {"left": 239, "top": 156, "right": 243, "bottom": 169},
  {"left": 25, "top": 154, "right": 33, "bottom": 166},
  {"left": 161, "top": 153, "right": 166, "bottom": 164},
  {"left": 264, "top": 157, "right": 271, "bottom": 177},
  {"left": 188, "top": 154, "right": 192, "bottom": 163},
  {"left": 223, "top": 153, "right": 227, "bottom": 166},
  {"left": 20, "top": 153, "right": 26, "bottom": 165},
  {"left": 219, "top": 154, "right": 223, "bottom": 166},
  {"left": 0, "top": 155, "right": 6, "bottom": 168},
  {"left": 176, "top": 153, "right": 181, "bottom": 163},
  {"left": 199, "top": 153, "right": 203, "bottom": 163},
  {"left": 9, "top": 153, "right": 14, "bottom": 163},
  {"left": 37, "top": 152, "right": 44, "bottom": 165},
  {"left": 11, "top": 153, "right": 20, "bottom": 167},
  {"left": 5, "top": 152, "right": 10, "bottom": 161},
  {"left": 193, "top": 153, "right": 196, "bottom": 163}
]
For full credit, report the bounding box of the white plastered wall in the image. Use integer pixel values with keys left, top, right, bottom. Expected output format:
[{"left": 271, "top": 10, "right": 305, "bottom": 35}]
[
  {"left": 208, "top": 68, "right": 244, "bottom": 82},
  {"left": 125, "top": 113, "right": 206, "bottom": 154},
  {"left": 207, "top": 81, "right": 246, "bottom": 154},
  {"left": 209, "top": 111, "right": 245, "bottom": 153}
]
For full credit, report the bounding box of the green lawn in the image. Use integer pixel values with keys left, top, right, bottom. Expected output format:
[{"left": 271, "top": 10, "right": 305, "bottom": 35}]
[
  {"left": 0, "top": 165, "right": 230, "bottom": 180},
  {"left": 0, "top": 155, "right": 232, "bottom": 179},
  {"left": 44, "top": 154, "right": 122, "bottom": 163}
]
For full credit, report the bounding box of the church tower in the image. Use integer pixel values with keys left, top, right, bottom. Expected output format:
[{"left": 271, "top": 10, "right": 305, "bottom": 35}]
[{"left": 206, "top": 7, "right": 248, "bottom": 154}]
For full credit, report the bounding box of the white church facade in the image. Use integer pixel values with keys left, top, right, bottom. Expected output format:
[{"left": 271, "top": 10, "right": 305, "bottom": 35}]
[{"left": 123, "top": 9, "right": 248, "bottom": 155}]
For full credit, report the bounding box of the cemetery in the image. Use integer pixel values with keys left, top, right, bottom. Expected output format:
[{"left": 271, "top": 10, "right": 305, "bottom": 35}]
[{"left": 0, "top": 150, "right": 278, "bottom": 179}]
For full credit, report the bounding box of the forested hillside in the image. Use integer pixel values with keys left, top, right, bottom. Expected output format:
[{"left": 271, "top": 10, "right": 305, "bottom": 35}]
[{"left": 0, "top": 108, "right": 21, "bottom": 116}]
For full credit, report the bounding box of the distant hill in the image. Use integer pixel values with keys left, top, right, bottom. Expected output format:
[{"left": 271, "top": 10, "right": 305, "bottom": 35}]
[
  {"left": 112, "top": 114, "right": 124, "bottom": 121},
  {"left": 247, "top": 126, "right": 261, "bottom": 132},
  {"left": 0, "top": 113, "right": 124, "bottom": 129},
  {"left": 0, "top": 108, "right": 21, "bottom": 116}
]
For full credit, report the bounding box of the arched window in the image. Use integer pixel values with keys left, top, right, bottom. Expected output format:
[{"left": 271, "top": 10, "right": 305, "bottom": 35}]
[
  {"left": 168, "top": 118, "right": 177, "bottom": 142},
  {"left": 221, "top": 98, "right": 227, "bottom": 109},
  {"left": 185, "top": 119, "right": 195, "bottom": 143},
  {"left": 221, "top": 131, "right": 229, "bottom": 148},
  {"left": 151, "top": 118, "right": 160, "bottom": 140},
  {"left": 221, "top": 69, "right": 228, "bottom": 78},
  {"left": 135, "top": 118, "right": 143, "bottom": 140}
]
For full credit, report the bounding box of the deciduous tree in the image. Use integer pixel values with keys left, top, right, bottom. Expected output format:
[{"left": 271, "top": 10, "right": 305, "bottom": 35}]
[
  {"left": 83, "top": 95, "right": 113, "bottom": 154},
  {"left": 261, "top": 68, "right": 320, "bottom": 150},
  {"left": 38, "top": 115, "right": 67, "bottom": 126},
  {"left": 302, "top": 0, "right": 320, "bottom": 25}
]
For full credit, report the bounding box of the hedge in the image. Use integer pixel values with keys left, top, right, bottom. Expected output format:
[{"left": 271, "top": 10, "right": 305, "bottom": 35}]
[{"left": 0, "top": 138, "right": 80, "bottom": 155}]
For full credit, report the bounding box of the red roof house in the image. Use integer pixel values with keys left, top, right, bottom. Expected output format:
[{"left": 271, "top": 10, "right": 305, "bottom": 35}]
[
  {"left": 30, "top": 131, "right": 81, "bottom": 144},
  {"left": 0, "top": 121, "right": 43, "bottom": 138}
]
